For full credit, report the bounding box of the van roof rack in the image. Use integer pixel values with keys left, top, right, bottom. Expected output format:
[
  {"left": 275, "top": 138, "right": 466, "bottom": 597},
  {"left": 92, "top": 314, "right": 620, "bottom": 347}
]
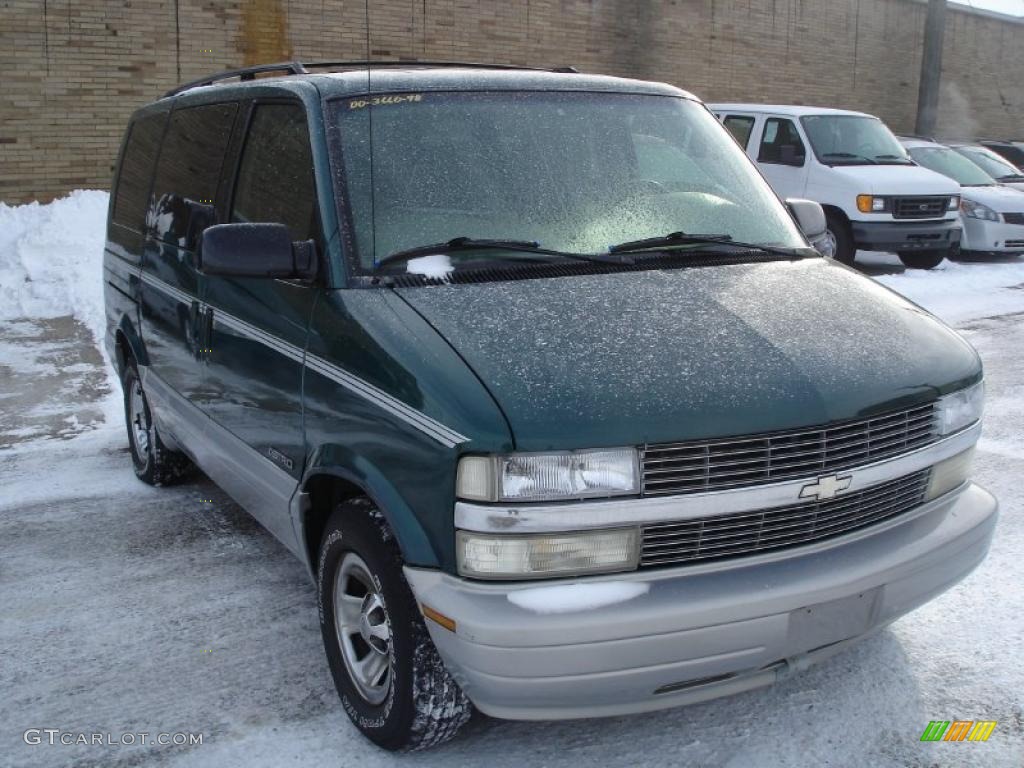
[
  {"left": 303, "top": 60, "right": 577, "bottom": 73},
  {"left": 164, "top": 60, "right": 578, "bottom": 98},
  {"left": 164, "top": 61, "right": 309, "bottom": 98}
]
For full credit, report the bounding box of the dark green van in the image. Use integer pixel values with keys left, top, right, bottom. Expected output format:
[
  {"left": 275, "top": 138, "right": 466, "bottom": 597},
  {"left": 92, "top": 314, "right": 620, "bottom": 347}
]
[{"left": 103, "top": 62, "right": 997, "bottom": 751}]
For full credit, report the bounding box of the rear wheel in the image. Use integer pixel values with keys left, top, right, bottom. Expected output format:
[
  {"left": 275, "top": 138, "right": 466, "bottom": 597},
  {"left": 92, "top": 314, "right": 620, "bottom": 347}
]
[
  {"left": 122, "top": 360, "right": 193, "bottom": 485},
  {"left": 824, "top": 212, "right": 856, "bottom": 266},
  {"left": 317, "top": 498, "right": 471, "bottom": 751},
  {"left": 897, "top": 250, "right": 946, "bottom": 270}
]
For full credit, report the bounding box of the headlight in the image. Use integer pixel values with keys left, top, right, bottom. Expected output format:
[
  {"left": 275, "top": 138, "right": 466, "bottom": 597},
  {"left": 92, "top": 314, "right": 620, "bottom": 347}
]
[
  {"left": 961, "top": 199, "right": 1000, "bottom": 221},
  {"left": 857, "top": 194, "right": 889, "bottom": 213},
  {"left": 456, "top": 528, "right": 639, "bottom": 579},
  {"left": 457, "top": 448, "right": 639, "bottom": 502},
  {"left": 936, "top": 381, "right": 984, "bottom": 436},
  {"left": 947, "top": 195, "right": 961, "bottom": 211},
  {"left": 925, "top": 447, "right": 975, "bottom": 501}
]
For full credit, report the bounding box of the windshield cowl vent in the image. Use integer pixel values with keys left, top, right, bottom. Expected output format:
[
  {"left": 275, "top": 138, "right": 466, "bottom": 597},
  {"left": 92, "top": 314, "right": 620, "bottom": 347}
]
[{"left": 382, "top": 250, "right": 806, "bottom": 288}]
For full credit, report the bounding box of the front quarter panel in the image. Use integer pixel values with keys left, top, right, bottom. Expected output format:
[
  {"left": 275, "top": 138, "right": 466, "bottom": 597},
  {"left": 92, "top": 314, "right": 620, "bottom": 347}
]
[{"left": 303, "top": 288, "right": 512, "bottom": 571}]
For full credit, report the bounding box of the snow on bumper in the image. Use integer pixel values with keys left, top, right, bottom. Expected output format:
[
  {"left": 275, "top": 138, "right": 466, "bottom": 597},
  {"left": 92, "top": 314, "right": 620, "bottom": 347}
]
[{"left": 404, "top": 483, "right": 997, "bottom": 720}]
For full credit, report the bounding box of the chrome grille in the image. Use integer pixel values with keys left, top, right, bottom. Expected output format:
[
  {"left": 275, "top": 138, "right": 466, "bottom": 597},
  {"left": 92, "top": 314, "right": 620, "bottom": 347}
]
[
  {"left": 892, "top": 196, "right": 949, "bottom": 219},
  {"left": 1002, "top": 212, "right": 1024, "bottom": 225},
  {"left": 640, "top": 470, "right": 930, "bottom": 568},
  {"left": 641, "top": 402, "right": 937, "bottom": 497}
]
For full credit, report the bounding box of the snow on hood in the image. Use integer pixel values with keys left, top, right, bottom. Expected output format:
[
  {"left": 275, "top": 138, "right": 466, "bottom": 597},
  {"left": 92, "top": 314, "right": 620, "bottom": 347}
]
[
  {"left": 395, "top": 260, "right": 980, "bottom": 450},
  {"left": 826, "top": 163, "right": 961, "bottom": 196}
]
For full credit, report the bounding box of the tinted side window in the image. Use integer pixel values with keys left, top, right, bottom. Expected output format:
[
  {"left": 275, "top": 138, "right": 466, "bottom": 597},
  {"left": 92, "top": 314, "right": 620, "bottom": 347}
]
[
  {"left": 113, "top": 113, "right": 166, "bottom": 230},
  {"left": 723, "top": 115, "right": 755, "bottom": 149},
  {"left": 149, "top": 102, "right": 237, "bottom": 248},
  {"left": 231, "top": 103, "right": 317, "bottom": 241},
  {"left": 758, "top": 118, "right": 806, "bottom": 165}
]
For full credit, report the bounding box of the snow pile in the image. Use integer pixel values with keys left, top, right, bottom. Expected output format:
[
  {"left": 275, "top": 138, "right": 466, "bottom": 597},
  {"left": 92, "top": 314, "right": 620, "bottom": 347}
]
[
  {"left": 0, "top": 190, "right": 110, "bottom": 340},
  {"left": 0, "top": 190, "right": 120, "bottom": 431}
]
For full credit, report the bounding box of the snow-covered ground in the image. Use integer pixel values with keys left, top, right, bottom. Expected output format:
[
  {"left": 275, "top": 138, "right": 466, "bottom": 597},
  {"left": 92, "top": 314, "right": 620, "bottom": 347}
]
[{"left": 1, "top": 193, "right": 1022, "bottom": 767}]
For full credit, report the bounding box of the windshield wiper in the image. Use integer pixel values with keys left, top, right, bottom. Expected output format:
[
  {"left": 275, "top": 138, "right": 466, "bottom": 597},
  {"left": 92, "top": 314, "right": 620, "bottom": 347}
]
[
  {"left": 821, "top": 152, "right": 877, "bottom": 165},
  {"left": 608, "top": 231, "right": 806, "bottom": 259},
  {"left": 375, "top": 237, "right": 632, "bottom": 271},
  {"left": 874, "top": 154, "right": 912, "bottom": 164}
]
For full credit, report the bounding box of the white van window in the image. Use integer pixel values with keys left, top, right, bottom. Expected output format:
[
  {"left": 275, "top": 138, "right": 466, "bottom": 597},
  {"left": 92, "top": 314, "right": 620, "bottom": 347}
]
[
  {"left": 757, "top": 118, "right": 805, "bottom": 166},
  {"left": 722, "top": 115, "right": 755, "bottom": 148},
  {"left": 800, "top": 115, "right": 911, "bottom": 166}
]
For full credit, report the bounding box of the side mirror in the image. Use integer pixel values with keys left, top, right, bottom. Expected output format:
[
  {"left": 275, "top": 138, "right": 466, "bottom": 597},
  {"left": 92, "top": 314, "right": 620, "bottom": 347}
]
[
  {"left": 786, "top": 198, "right": 827, "bottom": 240},
  {"left": 199, "top": 223, "right": 317, "bottom": 280}
]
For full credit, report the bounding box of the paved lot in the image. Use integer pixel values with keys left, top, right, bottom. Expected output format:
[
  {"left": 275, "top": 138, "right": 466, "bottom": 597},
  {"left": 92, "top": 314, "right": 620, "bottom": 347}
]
[{"left": 1, "top": 273, "right": 1023, "bottom": 767}]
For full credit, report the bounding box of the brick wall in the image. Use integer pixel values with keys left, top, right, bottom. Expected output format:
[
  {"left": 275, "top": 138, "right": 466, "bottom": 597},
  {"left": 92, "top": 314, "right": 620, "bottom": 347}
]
[{"left": 0, "top": 0, "right": 1021, "bottom": 204}]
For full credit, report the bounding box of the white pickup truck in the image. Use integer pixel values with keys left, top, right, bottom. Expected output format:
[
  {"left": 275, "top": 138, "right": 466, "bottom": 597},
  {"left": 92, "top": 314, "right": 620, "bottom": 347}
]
[{"left": 710, "top": 104, "right": 962, "bottom": 269}]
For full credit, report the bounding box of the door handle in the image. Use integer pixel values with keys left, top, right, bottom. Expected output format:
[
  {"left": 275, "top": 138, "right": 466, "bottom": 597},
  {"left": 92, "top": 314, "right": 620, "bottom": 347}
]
[
  {"left": 201, "top": 305, "right": 214, "bottom": 361},
  {"left": 189, "top": 301, "right": 202, "bottom": 359}
]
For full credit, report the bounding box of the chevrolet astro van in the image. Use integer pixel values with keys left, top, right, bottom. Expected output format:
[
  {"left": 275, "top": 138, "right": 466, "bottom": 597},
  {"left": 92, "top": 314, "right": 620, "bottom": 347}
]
[{"left": 103, "top": 62, "right": 997, "bottom": 751}]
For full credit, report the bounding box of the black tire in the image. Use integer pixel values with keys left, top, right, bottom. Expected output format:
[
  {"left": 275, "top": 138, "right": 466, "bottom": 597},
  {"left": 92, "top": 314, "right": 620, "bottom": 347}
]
[
  {"left": 897, "top": 250, "right": 946, "bottom": 270},
  {"left": 121, "top": 360, "right": 193, "bottom": 486},
  {"left": 317, "top": 498, "right": 471, "bottom": 751},
  {"left": 825, "top": 212, "right": 856, "bottom": 266}
]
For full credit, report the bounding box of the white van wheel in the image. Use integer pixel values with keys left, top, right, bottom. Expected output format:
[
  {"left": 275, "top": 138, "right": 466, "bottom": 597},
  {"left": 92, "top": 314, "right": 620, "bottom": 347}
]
[
  {"left": 824, "top": 212, "right": 855, "bottom": 265},
  {"left": 898, "top": 250, "right": 946, "bottom": 270}
]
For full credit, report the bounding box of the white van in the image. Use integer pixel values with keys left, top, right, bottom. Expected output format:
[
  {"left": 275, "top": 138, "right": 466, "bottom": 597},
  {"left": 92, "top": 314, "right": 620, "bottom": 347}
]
[{"left": 709, "top": 104, "right": 962, "bottom": 269}]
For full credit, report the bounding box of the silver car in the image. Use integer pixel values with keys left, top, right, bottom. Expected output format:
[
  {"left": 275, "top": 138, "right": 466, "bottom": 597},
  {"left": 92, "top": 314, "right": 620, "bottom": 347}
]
[{"left": 902, "top": 137, "right": 1024, "bottom": 258}]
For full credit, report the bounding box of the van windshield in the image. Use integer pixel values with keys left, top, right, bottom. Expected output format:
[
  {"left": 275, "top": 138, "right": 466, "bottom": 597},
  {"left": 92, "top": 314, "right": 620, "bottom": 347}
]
[
  {"left": 907, "top": 146, "right": 995, "bottom": 187},
  {"left": 331, "top": 92, "right": 806, "bottom": 273},
  {"left": 800, "top": 115, "right": 911, "bottom": 165}
]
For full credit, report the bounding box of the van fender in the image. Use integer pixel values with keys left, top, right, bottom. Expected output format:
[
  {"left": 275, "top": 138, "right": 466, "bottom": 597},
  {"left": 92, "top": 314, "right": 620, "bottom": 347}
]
[
  {"left": 114, "top": 313, "right": 149, "bottom": 371},
  {"left": 296, "top": 445, "right": 440, "bottom": 576}
]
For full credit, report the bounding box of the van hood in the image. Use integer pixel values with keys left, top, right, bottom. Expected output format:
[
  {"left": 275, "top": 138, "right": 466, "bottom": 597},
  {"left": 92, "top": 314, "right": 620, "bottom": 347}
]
[
  {"left": 827, "top": 163, "right": 961, "bottom": 196},
  {"left": 395, "top": 260, "right": 980, "bottom": 451}
]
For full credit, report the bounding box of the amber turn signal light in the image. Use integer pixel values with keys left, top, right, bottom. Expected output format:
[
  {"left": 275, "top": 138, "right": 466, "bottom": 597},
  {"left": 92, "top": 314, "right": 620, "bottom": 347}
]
[{"left": 421, "top": 604, "right": 457, "bottom": 632}]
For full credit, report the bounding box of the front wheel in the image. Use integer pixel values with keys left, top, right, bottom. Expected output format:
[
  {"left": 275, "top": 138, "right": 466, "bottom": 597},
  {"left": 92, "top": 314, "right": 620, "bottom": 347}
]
[
  {"left": 317, "top": 499, "right": 471, "bottom": 751},
  {"left": 824, "top": 212, "right": 856, "bottom": 266},
  {"left": 897, "top": 250, "right": 947, "bottom": 270}
]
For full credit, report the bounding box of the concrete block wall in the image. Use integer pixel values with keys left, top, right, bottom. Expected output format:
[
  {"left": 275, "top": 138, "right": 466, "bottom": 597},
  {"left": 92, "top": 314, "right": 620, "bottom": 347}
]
[{"left": 0, "top": 0, "right": 1020, "bottom": 203}]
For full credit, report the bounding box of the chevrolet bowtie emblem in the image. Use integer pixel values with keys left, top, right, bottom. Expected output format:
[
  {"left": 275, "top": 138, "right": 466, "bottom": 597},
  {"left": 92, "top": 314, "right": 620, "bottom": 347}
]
[{"left": 800, "top": 473, "right": 853, "bottom": 501}]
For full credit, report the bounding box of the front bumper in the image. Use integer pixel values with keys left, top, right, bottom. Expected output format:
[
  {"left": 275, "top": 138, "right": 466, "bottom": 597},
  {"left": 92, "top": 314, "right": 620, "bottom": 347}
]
[
  {"left": 961, "top": 216, "right": 1024, "bottom": 254},
  {"left": 850, "top": 218, "right": 961, "bottom": 252},
  {"left": 405, "top": 482, "right": 997, "bottom": 720}
]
